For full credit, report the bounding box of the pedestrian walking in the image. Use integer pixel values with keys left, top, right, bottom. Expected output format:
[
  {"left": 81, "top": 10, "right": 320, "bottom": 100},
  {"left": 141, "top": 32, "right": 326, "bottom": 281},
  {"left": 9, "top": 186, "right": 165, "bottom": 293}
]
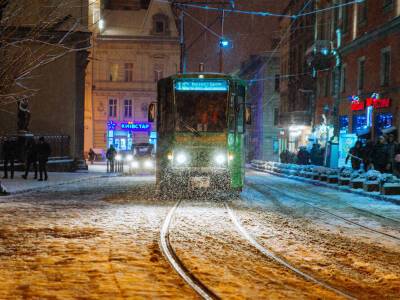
[
  {"left": 22, "top": 139, "right": 38, "bottom": 179},
  {"left": 345, "top": 141, "right": 363, "bottom": 170},
  {"left": 362, "top": 139, "right": 374, "bottom": 171},
  {"left": 106, "top": 145, "right": 117, "bottom": 172},
  {"left": 296, "top": 146, "right": 310, "bottom": 165},
  {"left": 310, "top": 143, "right": 323, "bottom": 166},
  {"left": 36, "top": 137, "right": 51, "bottom": 181},
  {"left": 2, "top": 137, "right": 16, "bottom": 179},
  {"left": 369, "top": 136, "right": 390, "bottom": 173},
  {"left": 88, "top": 148, "right": 95, "bottom": 165}
]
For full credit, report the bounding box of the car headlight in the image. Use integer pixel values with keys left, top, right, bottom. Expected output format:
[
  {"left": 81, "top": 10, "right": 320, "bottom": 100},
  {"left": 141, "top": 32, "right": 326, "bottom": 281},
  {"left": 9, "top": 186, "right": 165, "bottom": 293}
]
[
  {"left": 115, "top": 154, "right": 122, "bottom": 161},
  {"left": 131, "top": 161, "right": 139, "bottom": 168},
  {"left": 214, "top": 153, "right": 227, "bottom": 165},
  {"left": 144, "top": 160, "right": 154, "bottom": 169},
  {"left": 126, "top": 154, "right": 133, "bottom": 161},
  {"left": 176, "top": 152, "right": 188, "bottom": 165}
]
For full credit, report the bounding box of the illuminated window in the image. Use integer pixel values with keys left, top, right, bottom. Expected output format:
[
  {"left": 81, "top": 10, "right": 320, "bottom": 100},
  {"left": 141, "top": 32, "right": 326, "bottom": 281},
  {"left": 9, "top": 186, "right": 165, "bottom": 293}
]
[
  {"left": 376, "top": 113, "right": 393, "bottom": 135},
  {"left": 124, "top": 99, "right": 132, "bottom": 118},
  {"left": 109, "top": 63, "right": 119, "bottom": 81},
  {"left": 109, "top": 99, "right": 117, "bottom": 118},
  {"left": 124, "top": 63, "right": 133, "bottom": 82},
  {"left": 381, "top": 48, "right": 391, "bottom": 86},
  {"left": 352, "top": 114, "right": 367, "bottom": 133}
]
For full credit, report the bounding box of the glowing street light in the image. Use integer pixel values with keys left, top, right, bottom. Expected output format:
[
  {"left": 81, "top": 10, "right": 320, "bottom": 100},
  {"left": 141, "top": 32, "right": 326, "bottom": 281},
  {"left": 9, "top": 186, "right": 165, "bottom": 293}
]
[{"left": 219, "top": 38, "right": 232, "bottom": 49}]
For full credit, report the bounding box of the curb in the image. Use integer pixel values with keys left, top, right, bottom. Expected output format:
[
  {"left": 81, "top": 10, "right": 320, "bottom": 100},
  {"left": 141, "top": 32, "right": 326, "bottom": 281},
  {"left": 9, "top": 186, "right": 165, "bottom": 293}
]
[
  {"left": 249, "top": 166, "right": 400, "bottom": 206},
  {"left": 0, "top": 173, "right": 120, "bottom": 197}
]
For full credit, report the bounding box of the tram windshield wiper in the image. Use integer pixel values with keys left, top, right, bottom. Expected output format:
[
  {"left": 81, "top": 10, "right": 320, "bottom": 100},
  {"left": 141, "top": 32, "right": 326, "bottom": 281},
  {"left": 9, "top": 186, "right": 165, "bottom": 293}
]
[{"left": 178, "top": 118, "right": 201, "bottom": 137}]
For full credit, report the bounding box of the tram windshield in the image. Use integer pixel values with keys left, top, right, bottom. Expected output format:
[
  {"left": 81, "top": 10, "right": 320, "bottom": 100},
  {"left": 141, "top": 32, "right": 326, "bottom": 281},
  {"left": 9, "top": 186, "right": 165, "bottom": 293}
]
[{"left": 175, "top": 92, "right": 227, "bottom": 133}]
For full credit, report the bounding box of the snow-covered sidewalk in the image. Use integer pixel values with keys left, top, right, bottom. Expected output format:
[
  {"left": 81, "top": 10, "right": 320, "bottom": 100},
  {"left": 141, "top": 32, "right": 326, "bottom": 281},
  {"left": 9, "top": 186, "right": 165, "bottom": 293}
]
[{"left": 0, "top": 163, "right": 110, "bottom": 195}]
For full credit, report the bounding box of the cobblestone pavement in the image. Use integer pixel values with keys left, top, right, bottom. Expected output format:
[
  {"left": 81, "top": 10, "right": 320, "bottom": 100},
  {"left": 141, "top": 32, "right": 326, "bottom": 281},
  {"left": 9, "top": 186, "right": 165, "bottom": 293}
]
[{"left": 0, "top": 176, "right": 196, "bottom": 299}]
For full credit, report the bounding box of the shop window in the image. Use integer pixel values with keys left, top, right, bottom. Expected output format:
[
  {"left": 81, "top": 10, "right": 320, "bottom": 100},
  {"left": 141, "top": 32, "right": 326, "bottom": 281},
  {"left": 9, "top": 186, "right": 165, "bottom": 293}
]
[
  {"left": 124, "top": 99, "right": 132, "bottom": 118},
  {"left": 375, "top": 113, "right": 393, "bottom": 135},
  {"left": 124, "top": 63, "right": 133, "bottom": 82},
  {"left": 109, "top": 99, "right": 117, "bottom": 118},
  {"left": 380, "top": 48, "right": 391, "bottom": 86},
  {"left": 352, "top": 114, "right": 367, "bottom": 133},
  {"left": 339, "top": 115, "right": 349, "bottom": 132}
]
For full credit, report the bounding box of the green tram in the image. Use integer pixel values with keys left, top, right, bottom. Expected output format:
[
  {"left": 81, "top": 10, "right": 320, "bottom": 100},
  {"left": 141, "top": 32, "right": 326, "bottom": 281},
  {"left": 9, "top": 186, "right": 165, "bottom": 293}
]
[{"left": 148, "top": 73, "right": 249, "bottom": 193}]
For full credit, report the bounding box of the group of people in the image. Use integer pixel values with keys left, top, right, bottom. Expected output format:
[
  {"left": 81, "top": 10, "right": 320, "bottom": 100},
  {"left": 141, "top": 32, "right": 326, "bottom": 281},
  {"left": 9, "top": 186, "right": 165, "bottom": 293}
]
[
  {"left": 2, "top": 137, "right": 51, "bottom": 181},
  {"left": 280, "top": 143, "right": 325, "bottom": 166},
  {"left": 281, "top": 133, "right": 400, "bottom": 176},
  {"left": 346, "top": 133, "right": 400, "bottom": 175}
]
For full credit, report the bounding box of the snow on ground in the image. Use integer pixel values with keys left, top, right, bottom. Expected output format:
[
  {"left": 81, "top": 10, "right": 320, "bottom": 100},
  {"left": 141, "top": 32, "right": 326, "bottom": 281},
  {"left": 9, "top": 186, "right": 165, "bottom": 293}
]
[
  {"left": 169, "top": 199, "right": 341, "bottom": 299},
  {"left": 0, "top": 176, "right": 195, "bottom": 299},
  {"left": 235, "top": 170, "right": 400, "bottom": 298},
  {"left": 0, "top": 169, "right": 399, "bottom": 298}
]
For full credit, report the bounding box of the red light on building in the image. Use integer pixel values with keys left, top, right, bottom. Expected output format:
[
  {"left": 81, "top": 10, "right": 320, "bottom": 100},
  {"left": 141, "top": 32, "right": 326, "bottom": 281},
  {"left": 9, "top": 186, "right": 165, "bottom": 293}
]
[
  {"left": 351, "top": 101, "right": 364, "bottom": 111},
  {"left": 366, "top": 98, "right": 391, "bottom": 108}
]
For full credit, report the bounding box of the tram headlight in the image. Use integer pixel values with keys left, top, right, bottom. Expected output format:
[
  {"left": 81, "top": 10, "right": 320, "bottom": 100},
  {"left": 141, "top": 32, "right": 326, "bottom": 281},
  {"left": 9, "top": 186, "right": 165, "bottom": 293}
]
[
  {"left": 214, "top": 153, "right": 227, "bottom": 165},
  {"left": 176, "top": 152, "right": 188, "bottom": 165},
  {"left": 167, "top": 153, "right": 173, "bottom": 160},
  {"left": 115, "top": 154, "right": 122, "bottom": 161},
  {"left": 126, "top": 154, "right": 133, "bottom": 162},
  {"left": 131, "top": 161, "right": 139, "bottom": 168},
  {"left": 144, "top": 160, "right": 154, "bottom": 169},
  {"left": 228, "top": 153, "right": 234, "bottom": 161}
]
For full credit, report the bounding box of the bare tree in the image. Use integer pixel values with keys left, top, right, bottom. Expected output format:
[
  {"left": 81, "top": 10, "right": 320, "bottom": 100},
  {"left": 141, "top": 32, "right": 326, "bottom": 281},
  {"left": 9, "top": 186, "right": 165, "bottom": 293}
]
[{"left": 0, "top": 0, "right": 91, "bottom": 109}]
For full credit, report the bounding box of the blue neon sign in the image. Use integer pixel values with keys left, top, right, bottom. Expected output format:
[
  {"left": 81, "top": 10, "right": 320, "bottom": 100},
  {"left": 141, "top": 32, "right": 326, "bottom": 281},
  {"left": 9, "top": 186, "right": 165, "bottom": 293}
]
[
  {"left": 108, "top": 121, "right": 151, "bottom": 131},
  {"left": 175, "top": 79, "right": 228, "bottom": 92}
]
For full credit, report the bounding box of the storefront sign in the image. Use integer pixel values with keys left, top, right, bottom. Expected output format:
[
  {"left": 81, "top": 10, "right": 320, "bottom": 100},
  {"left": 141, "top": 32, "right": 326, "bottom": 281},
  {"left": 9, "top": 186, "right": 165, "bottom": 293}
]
[
  {"left": 366, "top": 97, "right": 390, "bottom": 108},
  {"left": 351, "top": 101, "right": 364, "bottom": 111},
  {"left": 108, "top": 121, "right": 151, "bottom": 131}
]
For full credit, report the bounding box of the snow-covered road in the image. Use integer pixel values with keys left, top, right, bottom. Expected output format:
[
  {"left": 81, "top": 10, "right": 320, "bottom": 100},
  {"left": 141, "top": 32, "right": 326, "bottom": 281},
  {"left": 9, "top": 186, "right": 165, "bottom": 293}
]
[{"left": 0, "top": 171, "right": 398, "bottom": 299}]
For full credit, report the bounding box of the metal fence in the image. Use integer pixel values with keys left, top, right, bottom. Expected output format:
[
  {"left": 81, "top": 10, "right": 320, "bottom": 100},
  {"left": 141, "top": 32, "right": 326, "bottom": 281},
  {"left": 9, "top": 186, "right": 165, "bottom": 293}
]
[{"left": 0, "top": 135, "right": 70, "bottom": 161}]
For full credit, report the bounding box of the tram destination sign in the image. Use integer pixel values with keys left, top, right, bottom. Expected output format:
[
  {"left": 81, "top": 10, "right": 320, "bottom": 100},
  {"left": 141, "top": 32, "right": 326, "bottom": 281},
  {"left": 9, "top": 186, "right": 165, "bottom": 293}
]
[{"left": 175, "top": 79, "right": 228, "bottom": 92}]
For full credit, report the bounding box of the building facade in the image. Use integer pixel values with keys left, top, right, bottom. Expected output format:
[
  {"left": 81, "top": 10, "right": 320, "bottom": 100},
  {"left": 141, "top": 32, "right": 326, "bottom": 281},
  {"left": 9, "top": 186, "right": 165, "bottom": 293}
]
[
  {"left": 0, "top": 0, "right": 90, "bottom": 161},
  {"left": 310, "top": 0, "right": 400, "bottom": 143},
  {"left": 85, "top": 0, "right": 180, "bottom": 154},
  {"left": 278, "top": 0, "right": 316, "bottom": 152},
  {"left": 239, "top": 53, "right": 281, "bottom": 162}
]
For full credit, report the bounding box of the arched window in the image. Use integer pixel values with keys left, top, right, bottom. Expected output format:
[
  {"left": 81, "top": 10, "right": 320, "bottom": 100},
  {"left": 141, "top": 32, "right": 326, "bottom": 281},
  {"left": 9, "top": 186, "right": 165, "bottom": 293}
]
[{"left": 152, "top": 13, "right": 170, "bottom": 35}]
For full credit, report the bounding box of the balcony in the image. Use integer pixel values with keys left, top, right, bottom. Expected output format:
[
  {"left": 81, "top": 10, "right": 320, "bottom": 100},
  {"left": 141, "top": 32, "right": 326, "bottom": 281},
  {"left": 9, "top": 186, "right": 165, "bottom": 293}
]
[{"left": 306, "top": 40, "right": 334, "bottom": 70}]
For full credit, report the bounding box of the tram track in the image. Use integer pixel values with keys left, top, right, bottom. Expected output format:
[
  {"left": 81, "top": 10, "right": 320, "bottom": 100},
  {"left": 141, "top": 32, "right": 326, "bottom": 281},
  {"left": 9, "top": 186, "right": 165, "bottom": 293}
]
[
  {"left": 246, "top": 179, "right": 400, "bottom": 242},
  {"left": 159, "top": 199, "right": 220, "bottom": 300},
  {"left": 160, "top": 197, "right": 355, "bottom": 299},
  {"left": 225, "top": 202, "right": 356, "bottom": 300}
]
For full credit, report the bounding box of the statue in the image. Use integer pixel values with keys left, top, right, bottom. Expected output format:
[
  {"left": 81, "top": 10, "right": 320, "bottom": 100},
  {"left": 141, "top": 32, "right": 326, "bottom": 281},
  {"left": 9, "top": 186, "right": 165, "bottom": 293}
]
[{"left": 17, "top": 98, "right": 31, "bottom": 132}]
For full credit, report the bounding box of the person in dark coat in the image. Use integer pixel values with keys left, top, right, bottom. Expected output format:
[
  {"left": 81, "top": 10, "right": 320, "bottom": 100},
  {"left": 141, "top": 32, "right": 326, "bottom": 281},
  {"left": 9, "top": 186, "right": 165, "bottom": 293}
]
[
  {"left": 345, "top": 141, "right": 363, "bottom": 170},
  {"left": 22, "top": 139, "right": 38, "bottom": 179},
  {"left": 297, "top": 147, "right": 310, "bottom": 165},
  {"left": 88, "top": 148, "right": 95, "bottom": 165},
  {"left": 2, "top": 137, "right": 16, "bottom": 179},
  {"left": 362, "top": 139, "right": 374, "bottom": 171},
  {"left": 310, "top": 143, "right": 323, "bottom": 166},
  {"left": 369, "top": 136, "right": 390, "bottom": 173},
  {"left": 106, "top": 145, "right": 117, "bottom": 172},
  {"left": 36, "top": 137, "right": 51, "bottom": 181}
]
